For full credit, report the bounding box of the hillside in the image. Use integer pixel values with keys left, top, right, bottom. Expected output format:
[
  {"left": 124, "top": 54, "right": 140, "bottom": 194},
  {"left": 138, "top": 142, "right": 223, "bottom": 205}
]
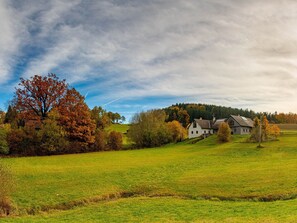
[{"left": 2, "top": 132, "right": 297, "bottom": 222}]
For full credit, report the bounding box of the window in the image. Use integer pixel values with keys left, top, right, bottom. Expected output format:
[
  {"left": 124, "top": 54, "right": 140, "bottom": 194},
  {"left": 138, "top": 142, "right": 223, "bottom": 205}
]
[
  {"left": 209, "top": 130, "right": 211, "bottom": 133},
  {"left": 204, "top": 130, "right": 206, "bottom": 133},
  {"left": 196, "top": 131, "right": 198, "bottom": 134},
  {"left": 191, "top": 131, "right": 193, "bottom": 134},
  {"left": 193, "top": 122, "right": 197, "bottom": 128}
]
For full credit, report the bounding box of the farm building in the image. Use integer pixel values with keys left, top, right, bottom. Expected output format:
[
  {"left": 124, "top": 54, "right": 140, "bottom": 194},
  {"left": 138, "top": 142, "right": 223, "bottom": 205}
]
[
  {"left": 188, "top": 115, "right": 254, "bottom": 138},
  {"left": 188, "top": 118, "right": 213, "bottom": 139}
]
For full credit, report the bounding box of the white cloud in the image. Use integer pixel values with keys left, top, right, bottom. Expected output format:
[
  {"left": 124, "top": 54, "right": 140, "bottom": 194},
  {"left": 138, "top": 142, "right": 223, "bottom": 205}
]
[{"left": 1, "top": 0, "right": 297, "bottom": 113}]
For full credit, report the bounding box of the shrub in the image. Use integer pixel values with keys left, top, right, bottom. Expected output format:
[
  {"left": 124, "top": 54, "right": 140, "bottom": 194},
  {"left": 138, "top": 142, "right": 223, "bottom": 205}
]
[
  {"left": 94, "top": 129, "right": 107, "bottom": 151},
  {"left": 217, "top": 122, "right": 231, "bottom": 143},
  {"left": 107, "top": 131, "right": 123, "bottom": 151},
  {"left": 38, "top": 118, "right": 69, "bottom": 155}
]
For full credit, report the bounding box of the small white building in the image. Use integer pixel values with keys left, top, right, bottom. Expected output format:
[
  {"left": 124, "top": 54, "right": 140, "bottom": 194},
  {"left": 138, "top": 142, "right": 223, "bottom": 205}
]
[
  {"left": 188, "top": 118, "right": 213, "bottom": 139},
  {"left": 188, "top": 115, "right": 254, "bottom": 139}
]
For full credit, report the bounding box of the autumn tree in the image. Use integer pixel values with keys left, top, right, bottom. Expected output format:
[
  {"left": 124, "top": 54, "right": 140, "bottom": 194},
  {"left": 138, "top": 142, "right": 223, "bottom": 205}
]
[
  {"left": 128, "top": 110, "right": 171, "bottom": 148},
  {"left": 15, "top": 74, "right": 67, "bottom": 120},
  {"left": 261, "top": 116, "right": 269, "bottom": 141},
  {"left": 58, "top": 88, "right": 95, "bottom": 151},
  {"left": 93, "top": 129, "right": 107, "bottom": 151},
  {"left": 250, "top": 116, "right": 280, "bottom": 143},
  {"left": 167, "top": 120, "right": 187, "bottom": 142},
  {"left": 217, "top": 122, "right": 231, "bottom": 143},
  {"left": 107, "top": 131, "right": 123, "bottom": 150},
  {"left": 268, "top": 124, "right": 280, "bottom": 140}
]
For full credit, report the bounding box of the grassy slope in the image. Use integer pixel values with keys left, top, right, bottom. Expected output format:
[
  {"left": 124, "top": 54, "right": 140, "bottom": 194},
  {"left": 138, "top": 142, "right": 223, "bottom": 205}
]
[
  {"left": 2, "top": 131, "right": 297, "bottom": 222},
  {"left": 106, "top": 124, "right": 130, "bottom": 146}
]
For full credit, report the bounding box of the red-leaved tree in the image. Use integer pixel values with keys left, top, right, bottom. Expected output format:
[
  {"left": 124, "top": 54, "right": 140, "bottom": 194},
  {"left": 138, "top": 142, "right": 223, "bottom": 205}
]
[{"left": 15, "top": 74, "right": 67, "bottom": 120}]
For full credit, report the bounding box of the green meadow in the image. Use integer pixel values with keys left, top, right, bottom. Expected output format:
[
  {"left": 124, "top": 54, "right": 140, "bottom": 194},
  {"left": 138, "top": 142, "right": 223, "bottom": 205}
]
[{"left": 2, "top": 130, "right": 297, "bottom": 222}]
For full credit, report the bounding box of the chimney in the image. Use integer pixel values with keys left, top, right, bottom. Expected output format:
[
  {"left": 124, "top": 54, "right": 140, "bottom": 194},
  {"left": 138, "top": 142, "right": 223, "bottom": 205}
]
[{"left": 200, "top": 117, "right": 202, "bottom": 120}]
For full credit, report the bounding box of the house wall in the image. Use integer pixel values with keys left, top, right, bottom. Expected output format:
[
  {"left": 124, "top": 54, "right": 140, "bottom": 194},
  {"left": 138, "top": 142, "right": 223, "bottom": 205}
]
[
  {"left": 188, "top": 122, "right": 213, "bottom": 139},
  {"left": 227, "top": 117, "right": 252, "bottom": 135}
]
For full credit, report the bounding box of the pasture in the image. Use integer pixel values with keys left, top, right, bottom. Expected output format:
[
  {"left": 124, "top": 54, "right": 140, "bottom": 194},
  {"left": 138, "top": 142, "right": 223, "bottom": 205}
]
[{"left": 2, "top": 130, "right": 297, "bottom": 222}]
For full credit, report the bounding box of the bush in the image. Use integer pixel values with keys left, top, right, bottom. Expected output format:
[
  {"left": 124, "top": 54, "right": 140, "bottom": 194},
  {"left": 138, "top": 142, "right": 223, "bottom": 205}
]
[
  {"left": 38, "top": 118, "right": 69, "bottom": 155},
  {"left": 217, "top": 122, "right": 231, "bottom": 143},
  {"left": 107, "top": 131, "right": 123, "bottom": 151},
  {"left": 0, "top": 163, "right": 14, "bottom": 216},
  {"left": 94, "top": 129, "right": 107, "bottom": 151}
]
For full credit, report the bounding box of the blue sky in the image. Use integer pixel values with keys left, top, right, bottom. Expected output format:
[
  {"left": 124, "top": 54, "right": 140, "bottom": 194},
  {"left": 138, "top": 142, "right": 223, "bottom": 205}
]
[{"left": 1, "top": 0, "right": 297, "bottom": 121}]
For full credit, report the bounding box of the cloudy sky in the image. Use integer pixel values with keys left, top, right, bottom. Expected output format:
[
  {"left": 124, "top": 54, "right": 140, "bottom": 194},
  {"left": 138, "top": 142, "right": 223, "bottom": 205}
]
[{"left": 1, "top": 0, "right": 297, "bottom": 120}]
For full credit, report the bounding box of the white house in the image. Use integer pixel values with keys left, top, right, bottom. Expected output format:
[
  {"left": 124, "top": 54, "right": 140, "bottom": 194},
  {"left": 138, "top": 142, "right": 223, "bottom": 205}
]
[
  {"left": 188, "top": 115, "right": 254, "bottom": 138},
  {"left": 188, "top": 118, "right": 213, "bottom": 139}
]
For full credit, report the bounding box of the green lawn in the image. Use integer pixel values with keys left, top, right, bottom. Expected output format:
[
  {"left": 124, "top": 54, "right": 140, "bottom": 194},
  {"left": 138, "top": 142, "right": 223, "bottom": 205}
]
[{"left": 2, "top": 131, "right": 297, "bottom": 222}]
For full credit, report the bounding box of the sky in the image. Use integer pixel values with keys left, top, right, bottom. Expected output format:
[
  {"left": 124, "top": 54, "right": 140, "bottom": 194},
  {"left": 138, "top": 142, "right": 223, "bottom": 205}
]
[{"left": 1, "top": 0, "right": 297, "bottom": 121}]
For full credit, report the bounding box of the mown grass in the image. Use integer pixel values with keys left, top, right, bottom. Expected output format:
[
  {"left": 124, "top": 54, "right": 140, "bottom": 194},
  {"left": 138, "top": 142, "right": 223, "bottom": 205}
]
[{"left": 2, "top": 131, "right": 297, "bottom": 222}]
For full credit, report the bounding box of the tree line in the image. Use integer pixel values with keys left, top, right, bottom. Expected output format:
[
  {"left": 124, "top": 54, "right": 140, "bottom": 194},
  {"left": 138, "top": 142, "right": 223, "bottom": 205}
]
[
  {"left": 163, "top": 103, "right": 294, "bottom": 127},
  {"left": 0, "top": 74, "right": 124, "bottom": 156}
]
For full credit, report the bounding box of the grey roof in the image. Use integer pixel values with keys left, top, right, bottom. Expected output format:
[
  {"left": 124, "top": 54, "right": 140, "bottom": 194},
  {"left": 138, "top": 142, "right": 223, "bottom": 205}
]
[
  {"left": 194, "top": 119, "right": 212, "bottom": 129},
  {"left": 229, "top": 115, "right": 253, "bottom": 127},
  {"left": 212, "top": 118, "right": 227, "bottom": 130}
]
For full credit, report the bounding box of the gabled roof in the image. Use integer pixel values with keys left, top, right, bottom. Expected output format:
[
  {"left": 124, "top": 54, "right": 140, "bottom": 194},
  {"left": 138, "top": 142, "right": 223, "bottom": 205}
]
[
  {"left": 229, "top": 115, "right": 253, "bottom": 127},
  {"left": 194, "top": 119, "right": 212, "bottom": 129},
  {"left": 212, "top": 118, "right": 227, "bottom": 130}
]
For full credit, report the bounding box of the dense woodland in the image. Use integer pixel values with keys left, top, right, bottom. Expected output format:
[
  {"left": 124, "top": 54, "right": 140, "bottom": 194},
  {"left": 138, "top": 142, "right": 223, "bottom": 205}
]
[{"left": 162, "top": 103, "right": 294, "bottom": 127}]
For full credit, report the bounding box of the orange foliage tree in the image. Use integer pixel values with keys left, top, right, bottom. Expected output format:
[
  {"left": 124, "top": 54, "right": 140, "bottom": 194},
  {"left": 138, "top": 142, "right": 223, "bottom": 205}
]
[
  {"left": 58, "top": 88, "right": 96, "bottom": 150},
  {"left": 11, "top": 74, "right": 97, "bottom": 155}
]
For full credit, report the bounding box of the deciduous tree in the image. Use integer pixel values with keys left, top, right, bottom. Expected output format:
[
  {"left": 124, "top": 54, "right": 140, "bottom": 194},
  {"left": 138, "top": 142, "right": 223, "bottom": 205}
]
[
  {"left": 167, "top": 120, "right": 187, "bottom": 142},
  {"left": 128, "top": 110, "right": 171, "bottom": 148},
  {"left": 15, "top": 74, "right": 67, "bottom": 120},
  {"left": 58, "top": 88, "right": 96, "bottom": 150},
  {"left": 217, "top": 122, "right": 231, "bottom": 143}
]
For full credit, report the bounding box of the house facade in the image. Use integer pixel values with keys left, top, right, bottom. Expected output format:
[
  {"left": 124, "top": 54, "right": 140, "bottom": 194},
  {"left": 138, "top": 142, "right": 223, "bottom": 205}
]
[
  {"left": 188, "top": 118, "right": 213, "bottom": 139},
  {"left": 227, "top": 115, "right": 253, "bottom": 135},
  {"left": 188, "top": 115, "right": 254, "bottom": 138}
]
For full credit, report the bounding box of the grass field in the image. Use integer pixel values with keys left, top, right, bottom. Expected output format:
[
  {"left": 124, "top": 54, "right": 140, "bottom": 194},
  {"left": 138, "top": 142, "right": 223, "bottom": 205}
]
[{"left": 2, "top": 131, "right": 297, "bottom": 222}]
